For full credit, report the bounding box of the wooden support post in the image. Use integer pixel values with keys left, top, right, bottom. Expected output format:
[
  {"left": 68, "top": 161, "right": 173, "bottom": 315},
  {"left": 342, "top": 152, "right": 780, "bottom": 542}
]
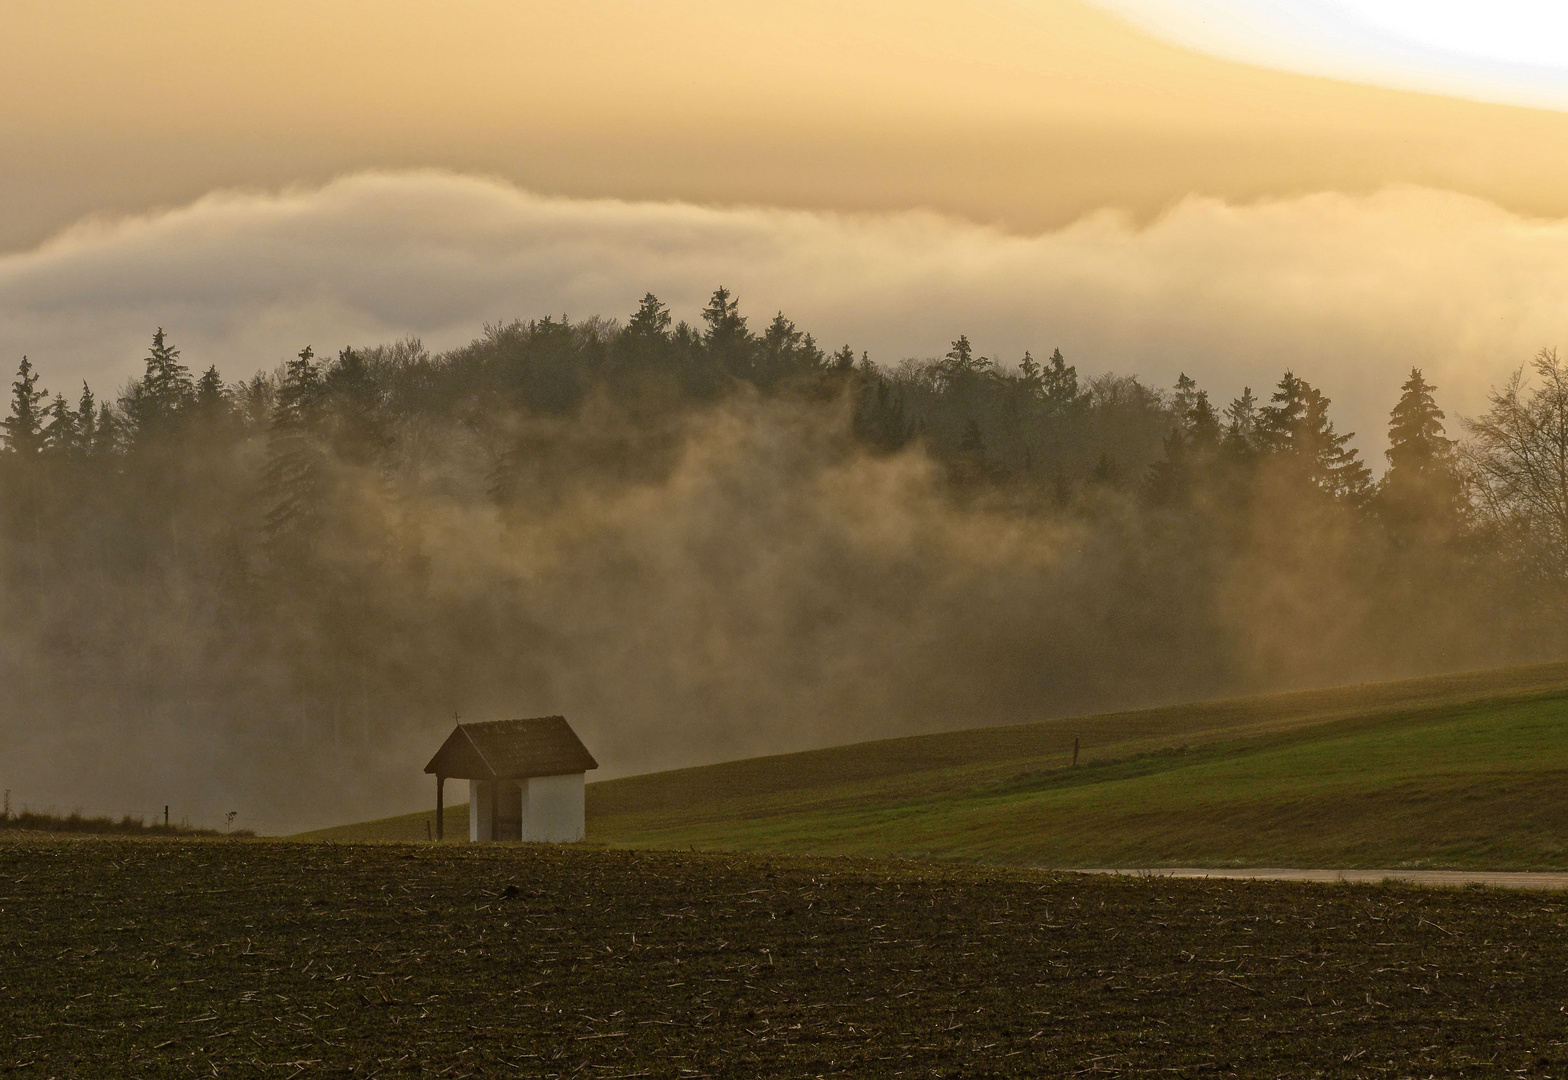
[
  {"left": 435, "top": 776, "right": 444, "bottom": 841},
  {"left": 1072, "top": 737, "right": 1080, "bottom": 767}
]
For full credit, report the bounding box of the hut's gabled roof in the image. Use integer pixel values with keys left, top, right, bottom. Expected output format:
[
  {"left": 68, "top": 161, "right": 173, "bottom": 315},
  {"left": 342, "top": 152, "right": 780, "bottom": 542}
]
[{"left": 424, "top": 716, "right": 598, "bottom": 780}]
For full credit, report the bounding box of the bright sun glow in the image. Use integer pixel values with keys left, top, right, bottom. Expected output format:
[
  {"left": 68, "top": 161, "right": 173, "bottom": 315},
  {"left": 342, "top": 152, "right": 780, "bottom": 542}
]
[
  {"left": 1328, "top": 0, "right": 1568, "bottom": 69},
  {"left": 1086, "top": 0, "right": 1568, "bottom": 109}
]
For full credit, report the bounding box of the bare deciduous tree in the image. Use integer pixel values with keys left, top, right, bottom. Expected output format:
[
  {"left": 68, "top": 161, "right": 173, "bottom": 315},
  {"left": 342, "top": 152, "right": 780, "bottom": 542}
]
[{"left": 1462, "top": 348, "right": 1568, "bottom": 581}]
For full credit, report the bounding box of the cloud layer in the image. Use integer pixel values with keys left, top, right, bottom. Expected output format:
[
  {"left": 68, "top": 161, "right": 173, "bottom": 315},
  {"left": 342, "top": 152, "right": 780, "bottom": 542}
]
[{"left": 3, "top": 170, "right": 1567, "bottom": 455}]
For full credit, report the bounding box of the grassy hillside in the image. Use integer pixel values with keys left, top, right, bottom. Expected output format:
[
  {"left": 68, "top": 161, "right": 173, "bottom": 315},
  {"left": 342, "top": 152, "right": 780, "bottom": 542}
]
[{"left": 301, "top": 662, "right": 1568, "bottom": 868}]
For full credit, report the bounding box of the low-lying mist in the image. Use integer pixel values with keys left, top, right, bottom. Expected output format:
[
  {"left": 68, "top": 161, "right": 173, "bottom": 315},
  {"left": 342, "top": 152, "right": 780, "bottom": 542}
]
[{"left": 0, "top": 296, "right": 1558, "bottom": 833}]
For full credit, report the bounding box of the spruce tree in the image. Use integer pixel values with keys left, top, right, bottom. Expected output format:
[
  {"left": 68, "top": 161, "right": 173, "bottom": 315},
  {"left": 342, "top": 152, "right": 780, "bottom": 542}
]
[
  {"left": 1385, "top": 368, "right": 1454, "bottom": 477},
  {"left": 701, "top": 287, "right": 753, "bottom": 381},
  {"left": 615, "top": 294, "right": 679, "bottom": 389},
  {"left": 626, "top": 293, "right": 672, "bottom": 340},
  {"left": 1041, "top": 348, "right": 1086, "bottom": 413},
  {"left": 2, "top": 356, "right": 46, "bottom": 456},
  {"left": 76, "top": 383, "right": 97, "bottom": 453},
  {"left": 758, "top": 313, "right": 823, "bottom": 386},
  {"left": 263, "top": 346, "right": 328, "bottom": 558},
  {"left": 1301, "top": 382, "right": 1371, "bottom": 500},
  {"left": 1222, "top": 387, "right": 1258, "bottom": 456},
  {"left": 91, "top": 402, "right": 117, "bottom": 457},
  {"left": 1172, "top": 373, "right": 1202, "bottom": 424},
  {"left": 1257, "top": 370, "right": 1370, "bottom": 500},
  {"left": 324, "top": 348, "right": 386, "bottom": 466},
  {"left": 1018, "top": 351, "right": 1042, "bottom": 393},
  {"left": 701, "top": 287, "right": 745, "bottom": 342},
  {"left": 1145, "top": 424, "right": 1190, "bottom": 506},
  {"left": 853, "top": 375, "right": 909, "bottom": 452},
  {"left": 1380, "top": 367, "right": 1462, "bottom": 531},
  {"left": 194, "top": 366, "right": 227, "bottom": 415},
  {"left": 42, "top": 394, "right": 77, "bottom": 454},
  {"left": 1168, "top": 374, "right": 1220, "bottom": 452},
  {"left": 1257, "top": 371, "right": 1310, "bottom": 455},
  {"left": 124, "top": 328, "right": 195, "bottom": 443},
  {"left": 936, "top": 335, "right": 990, "bottom": 389},
  {"left": 1188, "top": 394, "right": 1221, "bottom": 452},
  {"left": 1147, "top": 374, "right": 1221, "bottom": 504}
]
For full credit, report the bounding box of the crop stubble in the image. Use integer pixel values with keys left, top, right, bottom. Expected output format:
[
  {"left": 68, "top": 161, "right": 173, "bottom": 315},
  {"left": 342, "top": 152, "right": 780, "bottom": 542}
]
[{"left": 2, "top": 839, "right": 1567, "bottom": 1077}]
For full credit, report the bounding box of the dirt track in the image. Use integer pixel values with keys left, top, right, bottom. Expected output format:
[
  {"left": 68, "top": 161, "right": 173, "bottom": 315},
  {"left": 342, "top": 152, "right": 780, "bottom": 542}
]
[{"left": 1078, "top": 867, "right": 1568, "bottom": 889}]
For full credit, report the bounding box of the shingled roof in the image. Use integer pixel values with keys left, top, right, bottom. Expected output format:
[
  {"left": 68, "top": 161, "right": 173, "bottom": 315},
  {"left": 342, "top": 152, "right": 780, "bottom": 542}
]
[{"left": 424, "top": 716, "right": 598, "bottom": 780}]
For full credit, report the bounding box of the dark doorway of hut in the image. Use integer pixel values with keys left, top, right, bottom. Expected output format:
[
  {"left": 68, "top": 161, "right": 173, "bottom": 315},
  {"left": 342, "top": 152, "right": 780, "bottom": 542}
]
[{"left": 493, "top": 781, "right": 523, "bottom": 842}]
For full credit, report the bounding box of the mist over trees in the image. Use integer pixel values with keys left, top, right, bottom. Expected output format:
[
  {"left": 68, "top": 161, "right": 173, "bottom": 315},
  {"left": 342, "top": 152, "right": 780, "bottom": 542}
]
[{"left": 0, "top": 289, "right": 1559, "bottom": 829}]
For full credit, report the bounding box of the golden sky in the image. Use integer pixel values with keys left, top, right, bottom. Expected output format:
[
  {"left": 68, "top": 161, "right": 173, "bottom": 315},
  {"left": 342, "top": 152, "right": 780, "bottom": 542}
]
[
  {"left": 7, "top": 0, "right": 1568, "bottom": 251},
  {"left": 5, "top": 0, "right": 1568, "bottom": 452}
]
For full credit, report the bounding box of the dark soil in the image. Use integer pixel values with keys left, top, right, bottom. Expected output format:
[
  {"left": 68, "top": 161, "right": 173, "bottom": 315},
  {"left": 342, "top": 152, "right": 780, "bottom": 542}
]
[{"left": 3, "top": 838, "right": 1566, "bottom": 1077}]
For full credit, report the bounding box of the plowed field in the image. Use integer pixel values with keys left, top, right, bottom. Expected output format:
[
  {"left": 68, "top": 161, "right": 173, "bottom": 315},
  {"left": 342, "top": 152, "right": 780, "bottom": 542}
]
[{"left": 5, "top": 838, "right": 1568, "bottom": 1077}]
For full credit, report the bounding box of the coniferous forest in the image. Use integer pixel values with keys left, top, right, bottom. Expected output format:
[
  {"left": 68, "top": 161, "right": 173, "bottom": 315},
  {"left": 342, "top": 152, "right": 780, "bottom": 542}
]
[{"left": 2, "top": 289, "right": 1562, "bottom": 828}]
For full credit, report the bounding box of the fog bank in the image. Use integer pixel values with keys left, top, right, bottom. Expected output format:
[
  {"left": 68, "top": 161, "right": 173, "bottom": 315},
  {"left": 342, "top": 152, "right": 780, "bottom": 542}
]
[{"left": 4, "top": 172, "right": 1567, "bottom": 455}]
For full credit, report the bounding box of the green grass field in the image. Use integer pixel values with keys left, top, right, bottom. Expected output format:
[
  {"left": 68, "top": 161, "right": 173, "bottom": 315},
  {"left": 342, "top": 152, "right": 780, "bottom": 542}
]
[{"left": 302, "top": 662, "right": 1568, "bottom": 869}]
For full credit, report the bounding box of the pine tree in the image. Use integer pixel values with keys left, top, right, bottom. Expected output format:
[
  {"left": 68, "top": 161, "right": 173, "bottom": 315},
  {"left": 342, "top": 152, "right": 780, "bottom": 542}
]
[
  {"left": 1147, "top": 374, "right": 1221, "bottom": 504},
  {"left": 263, "top": 346, "right": 328, "bottom": 557},
  {"left": 1385, "top": 368, "right": 1454, "bottom": 478},
  {"left": 701, "top": 287, "right": 753, "bottom": 381},
  {"left": 1301, "top": 383, "right": 1372, "bottom": 500},
  {"left": 701, "top": 287, "right": 746, "bottom": 343},
  {"left": 1168, "top": 373, "right": 1220, "bottom": 452},
  {"left": 324, "top": 348, "right": 386, "bottom": 466},
  {"left": 2, "top": 356, "right": 46, "bottom": 456},
  {"left": 1257, "top": 370, "right": 1370, "bottom": 500},
  {"left": 194, "top": 366, "right": 227, "bottom": 416},
  {"left": 626, "top": 293, "right": 672, "bottom": 341},
  {"left": 1222, "top": 387, "right": 1258, "bottom": 456},
  {"left": 936, "top": 336, "right": 991, "bottom": 391},
  {"left": 144, "top": 328, "right": 192, "bottom": 400},
  {"left": 1172, "top": 373, "right": 1202, "bottom": 424},
  {"left": 1019, "top": 351, "right": 1042, "bottom": 393},
  {"left": 853, "top": 375, "right": 909, "bottom": 452},
  {"left": 1041, "top": 348, "right": 1086, "bottom": 413},
  {"left": 91, "top": 402, "right": 117, "bottom": 457},
  {"left": 42, "top": 393, "right": 77, "bottom": 455},
  {"left": 76, "top": 383, "right": 97, "bottom": 453},
  {"left": 1380, "top": 367, "right": 1462, "bottom": 532},
  {"left": 1257, "top": 371, "right": 1309, "bottom": 455},
  {"left": 758, "top": 312, "right": 823, "bottom": 386},
  {"left": 1188, "top": 394, "right": 1221, "bottom": 452},
  {"left": 124, "top": 328, "right": 194, "bottom": 443}
]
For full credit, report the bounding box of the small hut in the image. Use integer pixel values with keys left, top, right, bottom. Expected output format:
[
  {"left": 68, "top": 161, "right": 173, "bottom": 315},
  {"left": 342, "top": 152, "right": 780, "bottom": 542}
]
[{"left": 424, "top": 716, "right": 598, "bottom": 843}]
